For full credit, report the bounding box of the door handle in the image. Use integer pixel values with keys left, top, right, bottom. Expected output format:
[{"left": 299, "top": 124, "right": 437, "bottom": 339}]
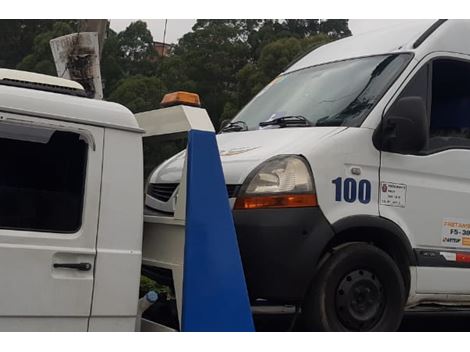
[{"left": 53, "top": 262, "right": 92, "bottom": 271}]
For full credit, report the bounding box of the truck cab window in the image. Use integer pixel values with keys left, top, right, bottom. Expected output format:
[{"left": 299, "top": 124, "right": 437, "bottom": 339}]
[
  {"left": 429, "top": 58, "right": 470, "bottom": 150},
  {"left": 0, "top": 125, "right": 87, "bottom": 233}
]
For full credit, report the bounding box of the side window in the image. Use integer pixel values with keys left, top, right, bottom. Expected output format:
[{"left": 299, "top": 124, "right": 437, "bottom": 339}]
[
  {"left": 429, "top": 59, "right": 470, "bottom": 150},
  {"left": 389, "top": 57, "right": 470, "bottom": 153},
  {"left": 0, "top": 123, "right": 88, "bottom": 233}
]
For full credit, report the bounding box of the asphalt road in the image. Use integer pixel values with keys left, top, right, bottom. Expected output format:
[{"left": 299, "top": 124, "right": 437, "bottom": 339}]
[{"left": 254, "top": 309, "right": 470, "bottom": 331}]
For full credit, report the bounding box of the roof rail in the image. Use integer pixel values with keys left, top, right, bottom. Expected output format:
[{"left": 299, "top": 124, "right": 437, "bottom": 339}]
[{"left": 413, "top": 19, "right": 447, "bottom": 49}]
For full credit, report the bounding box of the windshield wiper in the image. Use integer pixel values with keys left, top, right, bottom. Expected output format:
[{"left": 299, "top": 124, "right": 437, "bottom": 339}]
[
  {"left": 259, "top": 115, "right": 311, "bottom": 128},
  {"left": 221, "top": 121, "right": 248, "bottom": 133}
]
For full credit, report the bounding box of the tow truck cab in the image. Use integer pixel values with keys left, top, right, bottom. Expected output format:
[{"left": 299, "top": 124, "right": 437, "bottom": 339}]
[
  {"left": 147, "top": 20, "right": 470, "bottom": 331},
  {"left": 0, "top": 69, "right": 143, "bottom": 331}
]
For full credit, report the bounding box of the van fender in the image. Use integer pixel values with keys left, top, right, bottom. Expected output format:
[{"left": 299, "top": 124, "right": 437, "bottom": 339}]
[{"left": 330, "top": 215, "right": 417, "bottom": 266}]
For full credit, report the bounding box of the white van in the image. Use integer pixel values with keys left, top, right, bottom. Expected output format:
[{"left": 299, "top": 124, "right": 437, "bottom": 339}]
[{"left": 146, "top": 19, "right": 470, "bottom": 331}]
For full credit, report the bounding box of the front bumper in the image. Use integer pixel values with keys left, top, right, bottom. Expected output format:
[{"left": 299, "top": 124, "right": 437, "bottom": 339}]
[{"left": 233, "top": 206, "right": 334, "bottom": 302}]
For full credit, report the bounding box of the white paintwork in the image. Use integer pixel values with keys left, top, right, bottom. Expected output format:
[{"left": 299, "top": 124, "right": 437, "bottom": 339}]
[
  {"left": 0, "top": 84, "right": 142, "bottom": 132},
  {"left": 135, "top": 105, "right": 215, "bottom": 137},
  {"left": 88, "top": 128, "right": 143, "bottom": 331},
  {"left": 0, "top": 114, "right": 103, "bottom": 331},
  {"left": 148, "top": 19, "right": 470, "bottom": 311},
  {"left": 287, "top": 20, "right": 470, "bottom": 74},
  {"left": 378, "top": 50, "right": 470, "bottom": 294},
  {"left": 149, "top": 127, "right": 347, "bottom": 188},
  {"left": 0, "top": 76, "right": 144, "bottom": 331},
  {"left": 0, "top": 68, "right": 84, "bottom": 90}
]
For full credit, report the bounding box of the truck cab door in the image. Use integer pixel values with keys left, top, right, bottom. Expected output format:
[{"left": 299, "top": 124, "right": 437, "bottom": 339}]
[
  {"left": 379, "top": 53, "right": 470, "bottom": 295},
  {"left": 0, "top": 114, "right": 103, "bottom": 331}
]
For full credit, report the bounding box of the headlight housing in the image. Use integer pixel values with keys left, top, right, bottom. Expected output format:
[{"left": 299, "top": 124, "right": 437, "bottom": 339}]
[{"left": 234, "top": 155, "right": 317, "bottom": 209}]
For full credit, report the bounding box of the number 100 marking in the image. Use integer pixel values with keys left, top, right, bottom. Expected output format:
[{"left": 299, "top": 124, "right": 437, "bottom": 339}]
[{"left": 332, "top": 177, "right": 371, "bottom": 204}]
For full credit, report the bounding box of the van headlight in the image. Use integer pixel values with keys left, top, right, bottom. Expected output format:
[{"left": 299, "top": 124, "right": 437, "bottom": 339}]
[{"left": 234, "top": 155, "right": 317, "bottom": 209}]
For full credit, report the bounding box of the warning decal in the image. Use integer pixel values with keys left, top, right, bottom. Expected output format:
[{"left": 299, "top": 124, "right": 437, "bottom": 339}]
[
  {"left": 441, "top": 218, "right": 470, "bottom": 248},
  {"left": 380, "top": 182, "right": 406, "bottom": 208}
]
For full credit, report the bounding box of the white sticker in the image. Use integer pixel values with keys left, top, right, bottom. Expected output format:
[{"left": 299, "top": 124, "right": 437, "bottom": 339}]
[
  {"left": 380, "top": 182, "right": 406, "bottom": 208},
  {"left": 441, "top": 218, "right": 470, "bottom": 248}
]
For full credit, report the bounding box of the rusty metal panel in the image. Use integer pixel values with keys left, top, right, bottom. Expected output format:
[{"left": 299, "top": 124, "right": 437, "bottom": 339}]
[{"left": 50, "top": 32, "right": 103, "bottom": 100}]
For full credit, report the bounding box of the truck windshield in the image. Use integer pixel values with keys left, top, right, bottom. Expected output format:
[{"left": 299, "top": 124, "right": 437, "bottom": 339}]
[{"left": 232, "top": 54, "right": 411, "bottom": 129}]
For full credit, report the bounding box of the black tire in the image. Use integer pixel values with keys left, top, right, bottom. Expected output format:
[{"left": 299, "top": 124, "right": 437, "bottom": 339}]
[{"left": 302, "top": 243, "right": 405, "bottom": 331}]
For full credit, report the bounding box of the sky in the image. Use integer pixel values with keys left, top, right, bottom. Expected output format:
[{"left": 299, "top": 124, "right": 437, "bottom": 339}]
[{"left": 110, "top": 19, "right": 432, "bottom": 44}]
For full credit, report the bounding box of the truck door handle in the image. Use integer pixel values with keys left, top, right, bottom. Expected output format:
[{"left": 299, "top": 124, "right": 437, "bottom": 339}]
[{"left": 53, "top": 262, "right": 92, "bottom": 271}]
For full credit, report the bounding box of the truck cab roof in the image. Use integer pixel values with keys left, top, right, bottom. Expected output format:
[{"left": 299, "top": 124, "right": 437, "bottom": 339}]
[
  {"left": 0, "top": 69, "right": 141, "bottom": 133},
  {"left": 286, "top": 19, "right": 470, "bottom": 74}
]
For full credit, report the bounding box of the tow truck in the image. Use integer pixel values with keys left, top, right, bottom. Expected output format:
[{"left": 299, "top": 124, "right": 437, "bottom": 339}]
[{"left": 0, "top": 68, "right": 253, "bottom": 331}]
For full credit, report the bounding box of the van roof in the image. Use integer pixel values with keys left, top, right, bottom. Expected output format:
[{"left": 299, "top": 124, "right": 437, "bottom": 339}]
[
  {"left": 286, "top": 19, "right": 470, "bottom": 73},
  {"left": 0, "top": 79, "right": 142, "bottom": 133}
]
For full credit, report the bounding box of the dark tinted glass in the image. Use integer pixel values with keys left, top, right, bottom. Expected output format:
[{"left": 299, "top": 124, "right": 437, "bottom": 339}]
[
  {"left": 0, "top": 127, "right": 87, "bottom": 232},
  {"left": 429, "top": 59, "right": 470, "bottom": 149}
]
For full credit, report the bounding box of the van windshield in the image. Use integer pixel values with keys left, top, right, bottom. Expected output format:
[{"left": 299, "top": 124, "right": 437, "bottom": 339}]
[{"left": 231, "top": 54, "right": 411, "bottom": 130}]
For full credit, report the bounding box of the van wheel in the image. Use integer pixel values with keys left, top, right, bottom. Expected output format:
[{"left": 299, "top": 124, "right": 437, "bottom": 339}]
[{"left": 302, "top": 243, "right": 405, "bottom": 331}]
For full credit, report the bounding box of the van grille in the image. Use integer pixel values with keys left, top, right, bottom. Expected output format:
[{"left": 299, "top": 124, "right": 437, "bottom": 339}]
[
  {"left": 148, "top": 183, "right": 240, "bottom": 202},
  {"left": 148, "top": 183, "right": 178, "bottom": 202}
]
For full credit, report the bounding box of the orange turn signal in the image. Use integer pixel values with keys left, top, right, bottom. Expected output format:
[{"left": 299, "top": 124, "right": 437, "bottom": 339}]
[
  {"left": 160, "top": 91, "right": 201, "bottom": 108},
  {"left": 234, "top": 194, "right": 318, "bottom": 210}
]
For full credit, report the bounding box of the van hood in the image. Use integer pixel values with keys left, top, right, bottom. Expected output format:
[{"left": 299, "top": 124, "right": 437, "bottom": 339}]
[{"left": 149, "top": 126, "right": 346, "bottom": 185}]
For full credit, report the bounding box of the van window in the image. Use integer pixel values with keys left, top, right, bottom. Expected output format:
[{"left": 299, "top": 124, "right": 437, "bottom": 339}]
[
  {"left": 0, "top": 124, "right": 87, "bottom": 233},
  {"left": 428, "top": 59, "right": 470, "bottom": 150}
]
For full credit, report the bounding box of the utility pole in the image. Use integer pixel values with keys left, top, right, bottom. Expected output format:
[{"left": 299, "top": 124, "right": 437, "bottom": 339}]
[{"left": 79, "top": 19, "right": 108, "bottom": 58}]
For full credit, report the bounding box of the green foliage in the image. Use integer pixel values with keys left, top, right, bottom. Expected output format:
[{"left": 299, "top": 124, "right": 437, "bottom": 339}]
[
  {"left": 116, "top": 20, "right": 157, "bottom": 76},
  {"left": 3, "top": 18, "right": 350, "bottom": 125},
  {"left": 140, "top": 275, "right": 174, "bottom": 299},
  {"left": 159, "top": 20, "right": 345, "bottom": 124},
  {"left": 101, "top": 30, "right": 125, "bottom": 96},
  {"left": 107, "top": 75, "right": 167, "bottom": 113},
  {"left": 0, "top": 20, "right": 68, "bottom": 69},
  {"left": 16, "top": 21, "right": 78, "bottom": 75}
]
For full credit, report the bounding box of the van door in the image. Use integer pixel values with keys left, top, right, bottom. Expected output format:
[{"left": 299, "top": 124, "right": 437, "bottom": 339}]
[
  {"left": 379, "top": 54, "right": 470, "bottom": 295},
  {"left": 0, "top": 114, "right": 103, "bottom": 331}
]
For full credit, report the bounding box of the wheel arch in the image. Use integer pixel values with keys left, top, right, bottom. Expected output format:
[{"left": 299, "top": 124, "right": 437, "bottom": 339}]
[{"left": 326, "top": 215, "right": 416, "bottom": 296}]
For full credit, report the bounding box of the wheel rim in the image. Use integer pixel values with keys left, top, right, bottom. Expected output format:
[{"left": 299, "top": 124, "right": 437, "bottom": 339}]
[{"left": 335, "top": 269, "right": 385, "bottom": 331}]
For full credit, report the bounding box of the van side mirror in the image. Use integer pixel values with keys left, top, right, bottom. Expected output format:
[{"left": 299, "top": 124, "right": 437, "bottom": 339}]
[{"left": 380, "top": 96, "right": 428, "bottom": 154}]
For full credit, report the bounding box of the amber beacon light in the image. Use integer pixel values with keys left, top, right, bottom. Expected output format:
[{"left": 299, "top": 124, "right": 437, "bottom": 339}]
[{"left": 160, "top": 91, "right": 201, "bottom": 108}]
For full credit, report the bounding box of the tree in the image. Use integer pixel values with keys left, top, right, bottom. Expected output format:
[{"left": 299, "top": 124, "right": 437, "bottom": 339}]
[
  {"left": 165, "top": 20, "right": 251, "bottom": 125},
  {"left": 16, "top": 21, "right": 78, "bottom": 75},
  {"left": 221, "top": 34, "right": 331, "bottom": 121},
  {"left": 0, "top": 20, "right": 60, "bottom": 69},
  {"left": 156, "top": 19, "right": 349, "bottom": 124},
  {"left": 116, "top": 20, "right": 157, "bottom": 76},
  {"left": 101, "top": 29, "right": 125, "bottom": 96},
  {"left": 3, "top": 18, "right": 351, "bottom": 126},
  {"left": 107, "top": 75, "right": 167, "bottom": 113}
]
